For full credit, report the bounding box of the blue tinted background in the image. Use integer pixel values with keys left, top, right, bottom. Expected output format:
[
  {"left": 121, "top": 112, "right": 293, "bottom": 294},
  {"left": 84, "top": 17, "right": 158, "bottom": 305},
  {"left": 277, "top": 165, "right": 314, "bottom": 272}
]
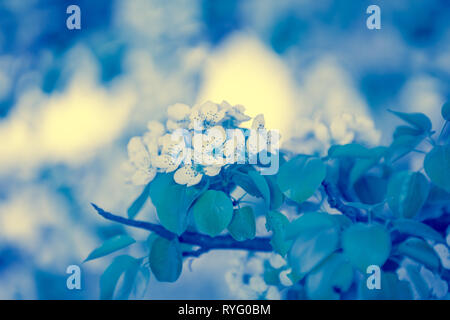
[{"left": 0, "top": 0, "right": 449, "bottom": 299}]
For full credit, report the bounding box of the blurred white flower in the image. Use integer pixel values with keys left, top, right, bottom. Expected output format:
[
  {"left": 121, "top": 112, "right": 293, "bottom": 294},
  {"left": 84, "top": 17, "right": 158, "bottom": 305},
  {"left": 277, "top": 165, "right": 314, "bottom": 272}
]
[
  {"left": 220, "top": 101, "right": 251, "bottom": 125},
  {"left": 251, "top": 114, "right": 265, "bottom": 130},
  {"left": 269, "top": 253, "right": 286, "bottom": 269},
  {"left": 420, "top": 266, "right": 448, "bottom": 299},
  {"left": 126, "top": 136, "right": 157, "bottom": 185},
  {"left": 265, "top": 286, "right": 281, "bottom": 300},
  {"left": 434, "top": 244, "right": 450, "bottom": 269},
  {"left": 249, "top": 275, "right": 268, "bottom": 293},
  {"left": 166, "top": 103, "right": 191, "bottom": 130},
  {"left": 279, "top": 269, "right": 294, "bottom": 287}
]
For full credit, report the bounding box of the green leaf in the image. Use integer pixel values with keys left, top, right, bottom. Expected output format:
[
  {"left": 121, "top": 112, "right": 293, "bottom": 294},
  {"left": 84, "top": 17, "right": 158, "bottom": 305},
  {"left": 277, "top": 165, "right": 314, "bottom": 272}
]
[
  {"left": 385, "top": 134, "right": 424, "bottom": 163},
  {"left": 248, "top": 170, "right": 270, "bottom": 207},
  {"left": 330, "top": 214, "right": 353, "bottom": 231},
  {"left": 100, "top": 255, "right": 139, "bottom": 300},
  {"left": 442, "top": 101, "right": 450, "bottom": 121},
  {"left": 360, "top": 272, "right": 413, "bottom": 300},
  {"left": 265, "top": 210, "right": 292, "bottom": 256},
  {"left": 342, "top": 223, "right": 391, "bottom": 272},
  {"left": 193, "top": 190, "right": 233, "bottom": 237},
  {"left": 227, "top": 206, "right": 256, "bottom": 241},
  {"left": 263, "top": 260, "right": 282, "bottom": 286},
  {"left": 84, "top": 235, "right": 136, "bottom": 262},
  {"left": 116, "top": 261, "right": 140, "bottom": 300},
  {"left": 393, "top": 126, "right": 423, "bottom": 139},
  {"left": 265, "top": 175, "right": 284, "bottom": 210},
  {"left": 397, "top": 238, "right": 440, "bottom": 270},
  {"left": 354, "top": 175, "right": 387, "bottom": 205},
  {"left": 277, "top": 155, "right": 326, "bottom": 204},
  {"left": 328, "top": 144, "right": 374, "bottom": 159},
  {"left": 387, "top": 171, "right": 429, "bottom": 218},
  {"left": 426, "top": 185, "right": 450, "bottom": 204},
  {"left": 287, "top": 212, "right": 339, "bottom": 279},
  {"left": 424, "top": 145, "right": 450, "bottom": 193},
  {"left": 305, "top": 253, "right": 353, "bottom": 300},
  {"left": 391, "top": 219, "right": 445, "bottom": 243},
  {"left": 149, "top": 237, "right": 182, "bottom": 282},
  {"left": 388, "top": 109, "right": 432, "bottom": 133},
  {"left": 127, "top": 182, "right": 151, "bottom": 219},
  {"left": 348, "top": 147, "right": 386, "bottom": 185},
  {"left": 231, "top": 171, "right": 261, "bottom": 197},
  {"left": 149, "top": 174, "right": 204, "bottom": 235},
  {"left": 350, "top": 159, "right": 377, "bottom": 187}
]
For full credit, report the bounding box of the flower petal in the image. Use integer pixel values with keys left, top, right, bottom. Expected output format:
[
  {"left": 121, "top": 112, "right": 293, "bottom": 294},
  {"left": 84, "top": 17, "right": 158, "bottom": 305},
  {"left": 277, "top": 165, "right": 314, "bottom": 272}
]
[
  {"left": 174, "top": 165, "right": 203, "bottom": 186},
  {"left": 131, "top": 167, "right": 156, "bottom": 185},
  {"left": 204, "top": 166, "right": 221, "bottom": 176},
  {"left": 167, "top": 103, "right": 191, "bottom": 121},
  {"left": 127, "top": 137, "right": 152, "bottom": 170}
]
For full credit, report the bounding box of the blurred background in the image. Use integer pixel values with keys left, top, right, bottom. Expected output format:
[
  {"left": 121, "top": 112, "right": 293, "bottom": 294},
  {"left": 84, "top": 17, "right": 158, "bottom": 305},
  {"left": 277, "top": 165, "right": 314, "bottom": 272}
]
[{"left": 0, "top": 0, "right": 449, "bottom": 299}]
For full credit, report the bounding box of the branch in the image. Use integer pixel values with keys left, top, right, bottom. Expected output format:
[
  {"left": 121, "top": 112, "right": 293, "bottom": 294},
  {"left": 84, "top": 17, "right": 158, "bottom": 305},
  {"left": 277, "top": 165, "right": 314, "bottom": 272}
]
[
  {"left": 321, "top": 181, "right": 367, "bottom": 221},
  {"left": 91, "top": 203, "right": 272, "bottom": 253}
]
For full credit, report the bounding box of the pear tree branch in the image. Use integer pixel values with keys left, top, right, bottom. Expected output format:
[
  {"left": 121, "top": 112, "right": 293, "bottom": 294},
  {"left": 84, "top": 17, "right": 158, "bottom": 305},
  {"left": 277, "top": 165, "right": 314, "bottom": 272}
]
[{"left": 91, "top": 203, "right": 272, "bottom": 255}]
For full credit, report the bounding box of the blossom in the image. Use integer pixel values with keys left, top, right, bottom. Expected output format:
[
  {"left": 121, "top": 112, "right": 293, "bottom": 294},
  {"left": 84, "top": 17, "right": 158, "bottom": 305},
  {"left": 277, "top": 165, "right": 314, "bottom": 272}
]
[
  {"left": 189, "top": 101, "right": 226, "bottom": 129},
  {"left": 173, "top": 164, "right": 203, "bottom": 186},
  {"left": 173, "top": 126, "right": 226, "bottom": 186},
  {"left": 247, "top": 114, "right": 279, "bottom": 156},
  {"left": 125, "top": 100, "right": 273, "bottom": 187},
  {"left": 192, "top": 126, "right": 227, "bottom": 166},
  {"left": 126, "top": 136, "right": 157, "bottom": 185},
  {"left": 220, "top": 100, "right": 251, "bottom": 126},
  {"left": 152, "top": 132, "right": 186, "bottom": 173},
  {"left": 223, "top": 129, "right": 246, "bottom": 164},
  {"left": 330, "top": 113, "right": 380, "bottom": 145},
  {"left": 166, "top": 103, "right": 191, "bottom": 130}
]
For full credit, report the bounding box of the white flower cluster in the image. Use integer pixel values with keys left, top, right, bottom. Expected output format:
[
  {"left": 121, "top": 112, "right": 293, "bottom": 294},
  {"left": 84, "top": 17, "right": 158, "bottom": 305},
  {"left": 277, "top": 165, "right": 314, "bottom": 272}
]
[
  {"left": 124, "top": 101, "right": 278, "bottom": 187},
  {"left": 225, "top": 252, "right": 292, "bottom": 300},
  {"left": 284, "top": 113, "right": 381, "bottom": 155}
]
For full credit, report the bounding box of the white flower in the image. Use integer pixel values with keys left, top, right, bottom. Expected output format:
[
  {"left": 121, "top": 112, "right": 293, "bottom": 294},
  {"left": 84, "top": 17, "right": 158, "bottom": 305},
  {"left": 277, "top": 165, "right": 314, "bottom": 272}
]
[
  {"left": 265, "top": 286, "right": 281, "bottom": 300},
  {"left": 168, "top": 103, "right": 191, "bottom": 121},
  {"left": 220, "top": 100, "right": 251, "bottom": 125},
  {"left": 269, "top": 253, "right": 287, "bottom": 269},
  {"left": 330, "top": 113, "right": 380, "bottom": 145},
  {"left": 247, "top": 115, "right": 279, "bottom": 156},
  {"left": 146, "top": 120, "right": 165, "bottom": 137},
  {"left": 152, "top": 132, "right": 186, "bottom": 173},
  {"left": 192, "top": 126, "right": 227, "bottom": 166},
  {"left": 189, "top": 101, "right": 226, "bottom": 129},
  {"left": 249, "top": 276, "right": 268, "bottom": 293},
  {"left": 173, "top": 164, "right": 203, "bottom": 187},
  {"left": 126, "top": 136, "right": 157, "bottom": 185},
  {"left": 173, "top": 162, "right": 222, "bottom": 187},
  {"left": 142, "top": 120, "right": 165, "bottom": 154},
  {"left": 251, "top": 114, "right": 265, "bottom": 130},
  {"left": 223, "top": 130, "right": 246, "bottom": 164},
  {"left": 166, "top": 103, "right": 191, "bottom": 130},
  {"left": 279, "top": 269, "right": 294, "bottom": 287},
  {"left": 420, "top": 266, "right": 448, "bottom": 298},
  {"left": 434, "top": 243, "right": 450, "bottom": 269}
]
